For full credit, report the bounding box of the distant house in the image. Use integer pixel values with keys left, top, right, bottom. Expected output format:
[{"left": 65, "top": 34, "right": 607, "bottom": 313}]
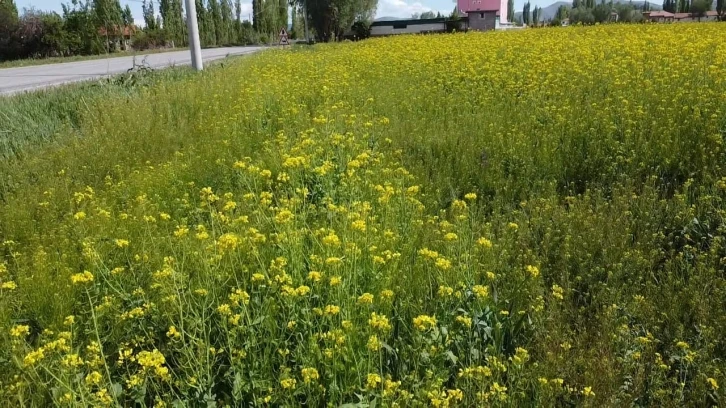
[
  {"left": 369, "top": 18, "right": 449, "bottom": 37},
  {"left": 98, "top": 25, "right": 137, "bottom": 50},
  {"left": 366, "top": 0, "right": 511, "bottom": 38},
  {"left": 676, "top": 10, "right": 720, "bottom": 21},
  {"left": 645, "top": 10, "right": 720, "bottom": 23},
  {"left": 457, "top": 0, "right": 510, "bottom": 30},
  {"left": 643, "top": 11, "right": 675, "bottom": 22}
]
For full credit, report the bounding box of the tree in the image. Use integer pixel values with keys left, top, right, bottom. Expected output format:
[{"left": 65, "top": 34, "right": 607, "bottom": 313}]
[
  {"left": 522, "top": 1, "right": 531, "bottom": 25},
  {"left": 718, "top": 0, "right": 724, "bottom": 20},
  {"left": 297, "top": 0, "right": 376, "bottom": 42},
  {"left": 592, "top": 2, "right": 611, "bottom": 22},
  {"left": 277, "top": 0, "right": 287, "bottom": 34},
  {"left": 419, "top": 11, "right": 436, "bottom": 19},
  {"left": 208, "top": 0, "right": 220, "bottom": 44},
  {"left": 160, "top": 0, "right": 186, "bottom": 47},
  {"left": 689, "top": 0, "right": 710, "bottom": 20},
  {"left": 678, "top": 0, "right": 689, "bottom": 12},
  {"left": 570, "top": 6, "right": 595, "bottom": 23},
  {"left": 556, "top": 4, "right": 569, "bottom": 19},
  {"left": 219, "top": 0, "right": 233, "bottom": 44},
  {"left": 122, "top": 4, "right": 133, "bottom": 26},
  {"left": 62, "top": 0, "right": 103, "bottom": 55},
  {"left": 507, "top": 0, "right": 514, "bottom": 21},
  {"left": 252, "top": 0, "right": 259, "bottom": 29},
  {"left": 93, "top": 0, "right": 123, "bottom": 52},
  {"left": 142, "top": 0, "right": 156, "bottom": 29},
  {"left": 0, "top": 0, "right": 20, "bottom": 60}
]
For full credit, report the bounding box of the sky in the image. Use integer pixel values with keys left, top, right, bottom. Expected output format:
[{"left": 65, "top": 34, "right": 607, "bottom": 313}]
[{"left": 15, "top": 0, "right": 551, "bottom": 24}]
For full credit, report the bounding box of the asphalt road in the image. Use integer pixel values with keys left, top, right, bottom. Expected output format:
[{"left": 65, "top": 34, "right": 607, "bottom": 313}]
[{"left": 0, "top": 46, "right": 265, "bottom": 95}]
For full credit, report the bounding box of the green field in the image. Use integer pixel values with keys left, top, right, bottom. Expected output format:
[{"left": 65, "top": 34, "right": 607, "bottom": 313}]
[{"left": 0, "top": 24, "right": 725, "bottom": 407}]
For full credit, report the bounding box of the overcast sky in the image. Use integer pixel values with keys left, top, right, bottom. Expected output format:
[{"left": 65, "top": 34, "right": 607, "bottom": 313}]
[{"left": 15, "top": 0, "right": 559, "bottom": 24}]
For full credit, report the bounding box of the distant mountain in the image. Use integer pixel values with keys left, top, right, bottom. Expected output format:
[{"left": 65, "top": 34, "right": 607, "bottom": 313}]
[
  {"left": 514, "top": 0, "right": 663, "bottom": 22},
  {"left": 374, "top": 16, "right": 402, "bottom": 22}
]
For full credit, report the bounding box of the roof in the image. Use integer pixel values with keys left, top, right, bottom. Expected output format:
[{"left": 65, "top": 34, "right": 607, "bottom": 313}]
[
  {"left": 644, "top": 11, "right": 675, "bottom": 17},
  {"left": 458, "top": 0, "right": 501, "bottom": 12},
  {"left": 370, "top": 17, "right": 449, "bottom": 27},
  {"left": 674, "top": 12, "right": 690, "bottom": 18}
]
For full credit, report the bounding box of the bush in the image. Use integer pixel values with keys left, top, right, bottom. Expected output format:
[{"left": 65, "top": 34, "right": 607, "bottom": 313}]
[
  {"left": 131, "top": 29, "right": 168, "bottom": 51},
  {"left": 351, "top": 21, "right": 371, "bottom": 40}
]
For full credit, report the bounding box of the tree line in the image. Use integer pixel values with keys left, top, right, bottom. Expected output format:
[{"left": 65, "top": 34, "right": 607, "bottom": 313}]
[
  {"left": 522, "top": 0, "right": 723, "bottom": 26},
  {"left": 0, "top": 0, "right": 379, "bottom": 63}
]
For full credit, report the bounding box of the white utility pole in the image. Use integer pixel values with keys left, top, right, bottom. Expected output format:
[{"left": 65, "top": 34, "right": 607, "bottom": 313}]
[{"left": 184, "top": 0, "right": 204, "bottom": 71}]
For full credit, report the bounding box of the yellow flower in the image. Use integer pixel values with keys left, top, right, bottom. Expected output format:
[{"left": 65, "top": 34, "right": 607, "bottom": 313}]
[
  {"left": 367, "top": 335, "right": 382, "bottom": 351},
  {"left": 301, "top": 367, "right": 319, "bottom": 384},
  {"left": 73, "top": 211, "right": 86, "bottom": 220},
  {"left": 23, "top": 348, "right": 45, "bottom": 366},
  {"left": 380, "top": 289, "right": 394, "bottom": 300},
  {"left": 10, "top": 325, "right": 30, "bottom": 338},
  {"left": 418, "top": 248, "right": 439, "bottom": 259},
  {"left": 137, "top": 349, "right": 166, "bottom": 375},
  {"left": 357, "top": 293, "right": 374, "bottom": 305},
  {"left": 275, "top": 209, "right": 294, "bottom": 224},
  {"left": 435, "top": 257, "right": 451, "bottom": 271},
  {"left": 174, "top": 225, "right": 189, "bottom": 237},
  {"left": 368, "top": 312, "right": 392, "bottom": 332},
  {"left": 167, "top": 326, "right": 181, "bottom": 339},
  {"left": 308, "top": 271, "right": 323, "bottom": 282},
  {"left": 476, "top": 237, "right": 493, "bottom": 248},
  {"left": 464, "top": 193, "right": 477, "bottom": 201},
  {"left": 96, "top": 388, "right": 113, "bottom": 405},
  {"left": 322, "top": 232, "right": 341, "bottom": 247},
  {"left": 64, "top": 315, "right": 75, "bottom": 326},
  {"left": 526, "top": 265, "right": 540, "bottom": 278},
  {"left": 707, "top": 377, "right": 719, "bottom": 391},
  {"left": 551, "top": 284, "right": 564, "bottom": 300},
  {"left": 366, "top": 373, "right": 382, "bottom": 390},
  {"left": 251, "top": 273, "right": 266, "bottom": 283},
  {"left": 1, "top": 281, "right": 17, "bottom": 290},
  {"left": 472, "top": 284, "right": 489, "bottom": 299},
  {"left": 438, "top": 285, "right": 454, "bottom": 297},
  {"left": 85, "top": 371, "right": 103, "bottom": 386},
  {"left": 71, "top": 270, "right": 94, "bottom": 284},
  {"left": 325, "top": 257, "right": 343, "bottom": 267},
  {"left": 582, "top": 386, "right": 595, "bottom": 397},
  {"left": 324, "top": 304, "right": 340, "bottom": 316},
  {"left": 280, "top": 378, "right": 297, "bottom": 390},
  {"left": 413, "top": 315, "right": 437, "bottom": 331},
  {"left": 443, "top": 232, "right": 458, "bottom": 241},
  {"left": 351, "top": 219, "right": 367, "bottom": 231},
  {"left": 329, "top": 276, "right": 342, "bottom": 286},
  {"left": 114, "top": 239, "right": 129, "bottom": 248},
  {"left": 217, "top": 233, "right": 241, "bottom": 252},
  {"left": 62, "top": 353, "right": 83, "bottom": 368},
  {"left": 456, "top": 315, "right": 472, "bottom": 328}
]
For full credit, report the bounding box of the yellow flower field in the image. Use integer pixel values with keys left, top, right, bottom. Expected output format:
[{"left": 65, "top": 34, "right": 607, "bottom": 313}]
[{"left": 1, "top": 23, "right": 725, "bottom": 406}]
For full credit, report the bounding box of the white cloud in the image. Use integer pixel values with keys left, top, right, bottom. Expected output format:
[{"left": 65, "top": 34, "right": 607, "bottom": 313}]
[{"left": 375, "top": 0, "right": 445, "bottom": 18}]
